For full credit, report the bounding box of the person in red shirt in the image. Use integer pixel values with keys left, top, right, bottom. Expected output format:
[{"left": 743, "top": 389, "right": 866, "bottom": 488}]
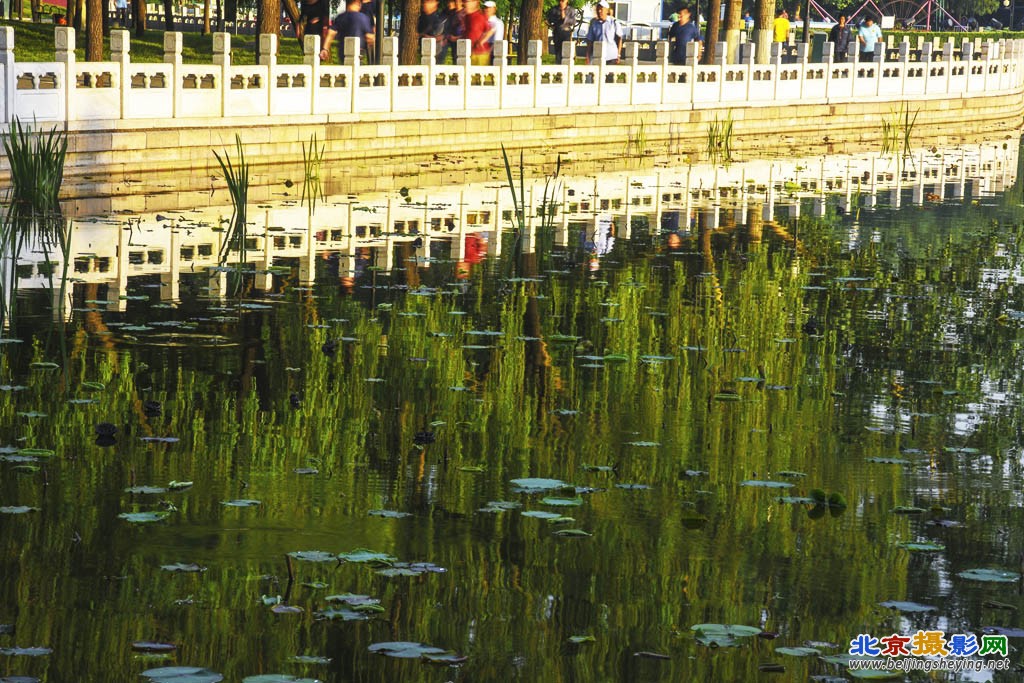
[{"left": 463, "top": 0, "right": 490, "bottom": 65}]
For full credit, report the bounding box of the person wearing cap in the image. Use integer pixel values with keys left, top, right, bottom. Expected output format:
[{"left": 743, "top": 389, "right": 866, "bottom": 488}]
[
  {"left": 464, "top": 0, "right": 491, "bottom": 66},
  {"left": 320, "top": 0, "right": 375, "bottom": 64},
  {"left": 586, "top": 1, "right": 622, "bottom": 65},
  {"left": 668, "top": 7, "right": 702, "bottom": 65},
  {"left": 483, "top": 1, "right": 504, "bottom": 63},
  {"left": 546, "top": 0, "right": 576, "bottom": 64}
]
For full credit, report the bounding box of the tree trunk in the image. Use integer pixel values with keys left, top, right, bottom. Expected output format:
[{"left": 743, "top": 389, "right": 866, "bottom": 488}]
[
  {"left": 702, "top": 0, "right": 721, "bottom": 64},
  {"left": 398, "top": 0, "right": 420, "bottom": 64},
  {"left": 518, "top": 0, "right": 545, "bottom": 65},
  {"left": 162, "top": 0, "right": 173, "bottom": 30},
  {"left": 30, "top": 0, "right": 40, "bottom": 22},
  {"left": 86, "top": 0, "right": 103, "bottom": 60},
  {"left": 256, "top": 0, "right": 281, "bottom": 62},
  {"left": 801, "top": 0, "right": 810, "bottom": 44},
  {"left": 754, "top": 0, "right": 772, "bottom": 64},
  {"left": 282, "top": 0, "right": 302, "bottom": 45},
  {"left": 103, "top": 0, "right": 110, "bottom": 36},
  {"left": 203, "top": 0, "right": 211, "bottom": 34},
  {"left": 724, "top": 0, "right": 742, "bottom": 64},
  {"left": 216, "top": 0, "right": 223, "bottom": 32},
  {"left": 67, "top": 0, "right": 77, "bottom": 28},
  {"left": 133, "top": 0, "right": 147, "bottom": 37},
  {"left": 74, "top": 0, "right": 85, "bottom": 30}
]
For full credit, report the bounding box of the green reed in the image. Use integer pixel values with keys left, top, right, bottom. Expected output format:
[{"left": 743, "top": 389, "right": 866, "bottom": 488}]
[{"left": 213, "top": 134, "right": 250, "bottom": 267}]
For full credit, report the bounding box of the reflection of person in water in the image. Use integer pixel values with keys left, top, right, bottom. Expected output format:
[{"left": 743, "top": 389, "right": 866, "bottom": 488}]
[
  {"left": 341, "top": 247, "right": 372, "bottom": 293},
  {"left": 456, "top": 232, "right": 487, "bottom": 280}
]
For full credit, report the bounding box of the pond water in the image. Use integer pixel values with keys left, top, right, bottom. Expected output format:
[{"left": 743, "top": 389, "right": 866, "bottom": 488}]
[{"left": 2, "top": 142, "right": 1024, "bottom": 682}]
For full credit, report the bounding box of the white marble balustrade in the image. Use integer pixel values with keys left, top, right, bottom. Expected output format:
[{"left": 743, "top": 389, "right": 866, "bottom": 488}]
[{"left": 0, "top": 26, "right": 1022, "bottom": 125}]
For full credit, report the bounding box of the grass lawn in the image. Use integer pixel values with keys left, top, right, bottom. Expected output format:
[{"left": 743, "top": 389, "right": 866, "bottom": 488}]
[{"left": 1, "top": 20, "right": 308, "bottom": 65}]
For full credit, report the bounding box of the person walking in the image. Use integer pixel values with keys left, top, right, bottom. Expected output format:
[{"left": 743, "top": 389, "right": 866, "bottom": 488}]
[
  {"left": 829, "top": 14, "right": 852, "bottom": 61},
  {"left": 772, "top": 8, "right": 790, "bottom": 45},
  {"left": 483, "top": 0, "right": 503, "bottom": 63},
  {"left": 858, "top": 16, "right": 883, "bottom": 61},
  {"left": 438, "top": 0, "right": 464, "bottom": 65},
  {"left": 320, "top": 0, "right": 375, "bottom": 64},
  {"left": 546, "top": 0, "right": 576, "bottom": 64},
  {"left": 668, "top": 6, "right": 702, "bottom": 66},
  {"left": 418, "top": 0, "right": 446, "bottom": 62},
  {"left": 586, "top": 1, "right": 622, "bottom": 65},
  {"left": 464, "top": 0, "right": 491, "bottom": 66},
  {"left": 299, "top": 0, "right": 331, "bottom": 44}
]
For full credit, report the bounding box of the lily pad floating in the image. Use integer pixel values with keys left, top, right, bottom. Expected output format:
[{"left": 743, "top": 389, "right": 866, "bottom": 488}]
[
  {"left": 0, "top": 647, "right": 51, "bottom": 656},
  {"left": 287, "top": 551, "right": 337, "bottom": 563},
  {"left": 270, "top": 604, "right": 303, "bottom": 615},
  {"left": 160, "top": 563, "right": 207, "bottom": 573},
  {"left": 521, "top": 510, "right": 563, "bottom": 520},
  {"left": 288, "top": 656, "right": 330, "bottom": 665},
  {"left": 615, "top": 483, "right": 650, "bottom": 490},
  {"left": 479, "top": 501, "right": 521, "bottom": 513},
  {"left": 0, "top": 504, "right": 39, "bottom": 515},
  {"left": 892, "top": 506, "right": 927, "bottom": 514},
  {"left": 221, "top": 499, "right": 261, "bottom": 508},
  {"left": 878, "top": 600, "right": 937, "bottom": 612},
  {"left": 141, "top": 437, "right": 180, "bottom": 444},
  {"left": 132, "top": 642, "right": 177, "bottom": 653},
  {"left": 141, "top": 667, "right": 223, "bottom": 682},
  {"left": 324, "top": 593, "right": 379, "bottom": 606},
  {"left": 865, "top": 457, "right": 911, "bottom": 465},
  {"left": 777, "top": 471, "right": 807, "bottom": 478},
  {"left": 293, "top": 468, "right": 319, "bottom": 475},
  {"left": 774, "top": 646, "right": 820, "bottom": 657},
  {"left": 80, "top": 381, "right": 105, "bottom": 391},
  {"left": 368, "top": 641, "right": 447, "bottom": 659},
  {"left": 541, "top": 496, "right": 584, "bottom": 507},
  {"left": 553, "top": 528, "right": 592, "bottom": 537},
  {"left": 337, "top": 549, "right": 397, "bottom": 564},
  {"left": 897, "top": 541, "right": 945, "bottom": 552},
  {"left": 714, "top": 393, "right": 741, "bottom": 401},
  {"left": 313, "top": 606, "right": 369, "bottom": 622},
  {"left": 125, "top": 486, "right": 168, "bottom": 495},
  {"left": 510, "top": 477, "right": 570, "bottom": 493},
  {"left": 741, "top": 480, "right": 793, "bottom": 489},
  {"left": 422, "top": 652, "right": 468, "bottom": 665},
  {"left": 376, "top": 562, "right": 446, "bottom": 577},
  {"left": 242, "top": 676, "right": 321, "bottom": 683},
  {"left": 957, "top": 568, "right": 1020, "bottom": 583},
  {"left": 625, "top": 441, "right": 660, "bottom": 447},
  {"left": 777, "top": 496, "right": 816, "bottom": 505},
  {"left": 691, "top": 624, "right": 762, "bottom": 647},
  {"left": 168, "top": 481, "right": 193, "bottom": 491},
  {"left": 367, "top": 510, "right": 412, "bottom": 518},
  {"left": 16, "top": 412, "right": 46, "bottom": 419},
  {"left": 118, "top": 511, "right": 170, "bottom": 524},
  {"left": 28, "top": 362, "right": 59, "bottom": 370},
  {"left": 568, "top": 635, "right": 596, "bottom": 644}
]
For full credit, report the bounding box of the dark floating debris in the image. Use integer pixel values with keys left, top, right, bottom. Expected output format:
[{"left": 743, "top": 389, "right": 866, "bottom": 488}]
[
  {"left": 143, "top": 401, "right": 162, "bottom": 417},
  {"left": 413, "top": 431, "right": 435, "bottom": 445},
  {"left": 94, "top": 423, "right": 117, "bottom": 437}
]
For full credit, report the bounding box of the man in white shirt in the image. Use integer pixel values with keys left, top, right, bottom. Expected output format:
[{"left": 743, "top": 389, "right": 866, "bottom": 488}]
[
  {"left": 586, "top": 0, "right": 622, "bottom": 65},
  {"left": 483, "top": 1, "right": 504, "bottom": 63}
]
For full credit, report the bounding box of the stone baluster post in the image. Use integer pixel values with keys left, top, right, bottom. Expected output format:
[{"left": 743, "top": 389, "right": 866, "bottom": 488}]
[
  {"left": 685, "top": 41, "right": 699, "bottom": 67},
  {"left": 260, "top": 34, "right": 278, "bottom": 115},
  {"left": 56, "top": 26, "right": 74, "bottom": 122},
  {"left": 164, "top": 31, "right": 183, "bottom": 118},
  {"left": 962, "top": 39, "right": 975, "bottom": 92},
  {"left": 343, "top": 37, "right": 361, "bottom": 67},
  {"left": 304, "top": 34, "right": 321, "bottom": 114},
  {"left": 456, "top": 38, "right": 471, "bottom": 66},
  {"left": 623, "top": 41, "right": 639, "bottom": 66},
  {"left": 769, "top": 41, "right": 783, "bottom": 66},
  {"left": 0, "top": 27, "right": 14, "bottom": 124},
  {"left": 526, "top": 40, "right": 543, "bottom": 66},
  {"left": 593, "top": 39, "right": 607, "bottom": 67},
  {"left": 561, "top": 40, "right": 576, "bottom": 66},
  {"left": 655, "top": 40, "right": 669, "bottom": 103},
  {"left": 420, "top": 37, "right": 437, "bottom": 66},
  {"left": 493, "top": 40, "right": 509, "bottom": 66},
  {"left": 212, "top": 32, "right": 230, "bottom": 117},
  {"left": 380, "top": 36, "right": 399, "bottom": 66},
  {"left": 110, "top": 29, "right": 130, "bottom": 120}
]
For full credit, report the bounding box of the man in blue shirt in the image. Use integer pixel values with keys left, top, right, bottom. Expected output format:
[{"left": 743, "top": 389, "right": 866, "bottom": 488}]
[
  {"left": 858, "top": 16, "right": 882, "bottom": 61},
  {"left": 320, "top": 0, "right": 376, "bottom": 64},
  {"left": 586, "top": 1, "right": 623, "bottom": 65},
  {"left": 668, "top": 7, "right": 702, "bottom": 65}
]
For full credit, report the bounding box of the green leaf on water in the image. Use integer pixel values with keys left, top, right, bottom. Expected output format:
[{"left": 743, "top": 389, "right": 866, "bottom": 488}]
[
  {"left": 714, "top": 393, "right": 741, "bottom": 401},
  {"left": 510, "top": 477, "right": 570, "bottom": 492},
  {"left": 29, "top": 362, "right": 60, "bottom": 370},
  {"left": 0, "top": 505, "right": 39, "bottom": 514},
  {"left": 80, "top": 381, "right": 105, "bottom": 391},
  {"left": 897, "top": 541, "right": 945, "bottom": 552},
  {"left": 367, "top": 509, "right": 412, "bottom": 518},
  {"left": 16, "top": 448, "right": 54, "bottom": 458},
  {"left": 553, "top": 528, "right": 591, "bottom": 537},
  {"left": 892, "top": 506, "right": 927, "bottom": 514},
  {"left": 774, "top": 646, "right": 820, "bottom": 656},
  {"left": 141, "top": 666, "right": 222, "bottom": 682},
  {"left": 541, "top": 496, "right": 584, "bottom": 507},
  {"left": 568, "top": 635, "right": 596, "bottom": 644},
  {"left": 865, "top": 457, "right": 910, "bottom": 465},
  {"left": 337, "top": 549, "right": 397, "bottom": 564},
  {"left": 118, "top": 511, "right": 170, "bottom": 523},
  {"left": 691, "top": 623, "right": 762, "bottom": 647},
  {"left": 521, "top": 510, "right": 563, "bottom": 520},
  {"left": 168, "top": 481, "right": 193, "bottom": 491},
  {"left": 288, "top": 551, "right": 337, "bottom": 563},
  {"left": 741, "top": 480, "right": 793, "bottom": 489},
  {"left": 221, "top": 499, "right": 261, "bottom": 507},
  {"left": 125, "top": 486, "right": 168, "bottom": 495},
  {"left": 878, "top": 600, "right": 937, "bottom": 612},
  {"left": 958, "top": 568, "right": 1021, "bottom": 583}
]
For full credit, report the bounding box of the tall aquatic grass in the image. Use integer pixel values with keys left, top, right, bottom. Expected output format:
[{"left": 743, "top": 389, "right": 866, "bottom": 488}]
[
  {"left": 213, "top": 134, "right": 250, "bottom": 267},
  {"left": 301, "top": 133, "right": 326, "bottom": 216},
  {"left": 881, "top": 102, "right": 919, "bottom": 158},
  {"left": 0, "top": 117, "right": 70, "bottom": 329},
  {"left": 706, "top": 112, "right": 734, "bottom": 164}
]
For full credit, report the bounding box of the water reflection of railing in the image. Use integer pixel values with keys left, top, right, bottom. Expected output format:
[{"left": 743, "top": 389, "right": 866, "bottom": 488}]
[{"left": 8, "top": 142, "right": 1017, "bottom": 313}]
